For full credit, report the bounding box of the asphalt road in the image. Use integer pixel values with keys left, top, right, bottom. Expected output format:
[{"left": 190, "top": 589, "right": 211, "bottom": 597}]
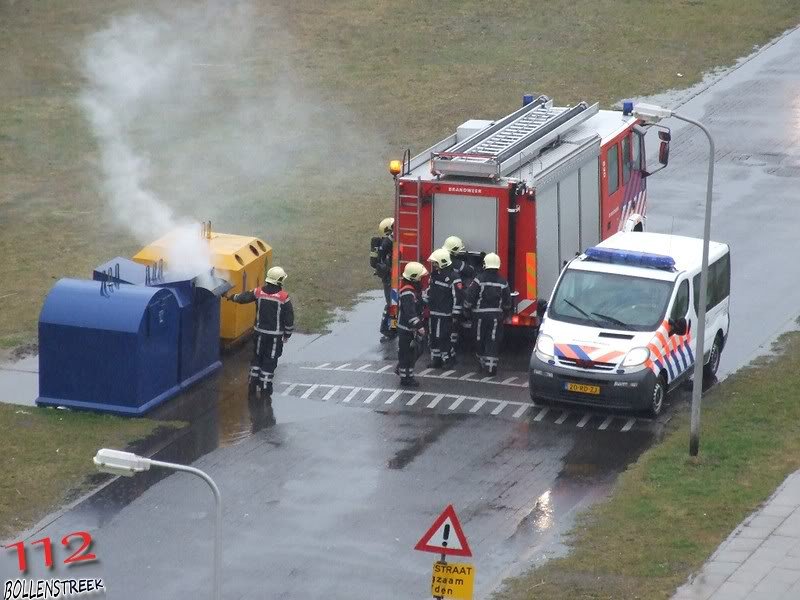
[{"left": 3, "top": 27, "right": 799, "bottom": 600}]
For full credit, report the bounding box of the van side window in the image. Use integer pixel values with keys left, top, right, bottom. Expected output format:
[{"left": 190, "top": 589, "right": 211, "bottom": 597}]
[
  {"left": 632, "top": 133, "right": 642, "bottom": 170},
  {"left": 693, "top": 252, "right": 731, "bottom": 312},
  {"left": 607, "top": 145, "right": 620, "bottom": 194},
  {"left": 671, "top": 280, "right": 689, "bottom": 321},
  {"left": 622, "top": 136, "right": 632, "bottom": 184}
]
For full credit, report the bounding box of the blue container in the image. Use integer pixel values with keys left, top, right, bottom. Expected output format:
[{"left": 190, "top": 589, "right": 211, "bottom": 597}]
[
  {"left": 37, "top": 279, "right": 181, "bottom": 415},
  {"left": 523, "top": 93, "right": 534, "bottom": 106}
]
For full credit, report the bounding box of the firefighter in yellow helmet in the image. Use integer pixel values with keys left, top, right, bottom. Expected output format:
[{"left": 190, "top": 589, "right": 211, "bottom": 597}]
[
  {"left": 226, "top": 266, "right": 294, "bottom": 399},
  {"left": 396, "top": 261, "right": 428, "bottom": 386},
  {"left": 424, "top": 248, "right": 463, "bottom": 369},
  {"left": 443, "top": 235, "right": 476, "bottom": 351},
  {"left": 464, "top": 253, "right": 511, "bottom": 376},
  {"left": 371, "top": 218, "right": 396, "bottom": 341}
]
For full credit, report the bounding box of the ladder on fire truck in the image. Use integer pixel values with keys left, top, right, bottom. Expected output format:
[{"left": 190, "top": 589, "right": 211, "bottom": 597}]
[
  {"left": 431, "top": 96, "right": 599, "bottom": 179},
  {"left": 396, "top": 165, "right": 422, "bottom": 279}
]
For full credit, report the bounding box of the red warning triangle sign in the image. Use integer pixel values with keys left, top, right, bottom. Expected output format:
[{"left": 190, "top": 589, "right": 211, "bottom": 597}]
[{"left": 414, "top": 504, "right": 472, "bottom": 557}]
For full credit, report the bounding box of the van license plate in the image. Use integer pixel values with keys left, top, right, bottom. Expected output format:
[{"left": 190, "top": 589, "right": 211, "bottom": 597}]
[{"left": 565, "top": 382, "right": 600, "bottom": 395}]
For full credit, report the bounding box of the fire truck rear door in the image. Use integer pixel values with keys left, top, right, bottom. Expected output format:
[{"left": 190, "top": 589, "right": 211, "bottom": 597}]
[{"left": 433, "top": 193, "right": 498, "bottom": 254}]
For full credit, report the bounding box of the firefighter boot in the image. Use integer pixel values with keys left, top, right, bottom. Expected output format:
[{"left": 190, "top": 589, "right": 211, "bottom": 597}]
[
  {"left": 262, "top": 381, "right": 273, "bottom": 402},
  {"left": 248, "top": 379, "right": 259, "bottom": 399}
]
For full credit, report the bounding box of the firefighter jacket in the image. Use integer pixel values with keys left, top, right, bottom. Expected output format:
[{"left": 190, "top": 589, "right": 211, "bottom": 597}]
[
  {"left": 465, "top": 269, "right": 512, "bottom": 317},
  {"left": 424, "top": 266, "right": 463, "bottom": 317},
  {"left": 376, "top": 236, "right": 393, "bottom": 282},
  {"left": 397, "top": 282, "right": 423, "bottom": 332},
  {"left": 452, "top": 257, "right": 476, "bottom": 282},
  {"left": 231, "top": 283, "right": 295, "bottom": 337}
]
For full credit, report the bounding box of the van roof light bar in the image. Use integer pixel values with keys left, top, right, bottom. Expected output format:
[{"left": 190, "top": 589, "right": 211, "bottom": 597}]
[{"left": 584, "top": 247, "right": 676, "bottom": 271}]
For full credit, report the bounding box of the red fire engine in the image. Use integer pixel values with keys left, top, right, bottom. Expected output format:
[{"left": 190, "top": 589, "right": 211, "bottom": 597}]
[{"left": 390, "top": 94, "right": 670, "bottom": 329}]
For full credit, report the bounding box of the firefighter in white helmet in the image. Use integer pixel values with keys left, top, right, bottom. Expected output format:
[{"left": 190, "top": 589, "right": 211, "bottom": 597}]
[
  {"left": 226, "top": 266, "right": 295, "bottom": 400},
  {"left": 443, "top": 235, "right": 476, "bottom": 351},
  {"left": 424, "top": 248, "right": 463, "bottom": 369},
  {"left": 396, "top": 261, "right": 428, "bottom": 387},
  {"left": 464, "top": 253, "right": 511, "bottom": 376},
  {"left": 371, "top": 218, "right": 396, "bottom": 341}
]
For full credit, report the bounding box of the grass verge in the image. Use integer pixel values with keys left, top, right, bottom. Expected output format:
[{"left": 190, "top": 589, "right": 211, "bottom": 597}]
[
  {"left": 0, "top": 404, "right": 173, "bottom": 541},
  {"left": 493, "top": 330, "right": 800, "bottom": 600}
]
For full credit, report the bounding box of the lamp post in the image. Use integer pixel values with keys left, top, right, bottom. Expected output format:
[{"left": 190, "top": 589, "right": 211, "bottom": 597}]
[
  {"left": 631, "top": 103, "right": 715, "bottom": 457},
  {"left": 93, "top": 449, "right": 222, "bottom": 600}
]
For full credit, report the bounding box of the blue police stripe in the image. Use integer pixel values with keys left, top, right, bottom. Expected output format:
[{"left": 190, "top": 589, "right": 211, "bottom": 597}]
[{"left": 569, "top": 345, "right": 592, "bottom": 361}]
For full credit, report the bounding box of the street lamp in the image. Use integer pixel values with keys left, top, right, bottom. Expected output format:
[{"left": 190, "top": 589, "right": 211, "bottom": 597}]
[
  {"left": 630, "top": 102, "right": 715, "bottom": 457},
  {"left": 93, "top": 449, "right": 222, "bottom": 600}
]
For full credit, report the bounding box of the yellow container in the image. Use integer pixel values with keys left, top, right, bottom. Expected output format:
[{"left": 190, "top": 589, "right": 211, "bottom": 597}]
[{"left": 133, "top": 228, "right": 272, "bottom": 344}]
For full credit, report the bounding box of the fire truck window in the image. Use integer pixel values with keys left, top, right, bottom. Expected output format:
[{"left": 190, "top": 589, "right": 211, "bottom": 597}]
[
  {"left": 622, "top": 136, "right": 632, "bottom": 184},
  {"left": 607, "top": 145, "right": 620, "bottom": 195}
]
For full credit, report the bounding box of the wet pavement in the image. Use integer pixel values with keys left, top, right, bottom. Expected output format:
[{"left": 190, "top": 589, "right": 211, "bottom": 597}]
[{"left": 3, "top": 27, "right": 800, "bottom": 599}]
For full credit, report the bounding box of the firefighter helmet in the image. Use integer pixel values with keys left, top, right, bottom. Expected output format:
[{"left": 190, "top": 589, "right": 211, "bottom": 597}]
[
  {"left": 483, "top": 253, "right": 501, "bottom": 270},
  {"left": 443, "top": 235, "right": 465, "bottom": 255},
  {"left": 265, "top": 266, "right": 288, "bottom": 285},
  {"left": 428, "top": 248, "right": 452, "bottom": 269},
  {"left": 402, "top": 262, "right": 428, "bottom": 282},
  {"left": 379, "top": 217, "right": 394, "bottom": 236}
]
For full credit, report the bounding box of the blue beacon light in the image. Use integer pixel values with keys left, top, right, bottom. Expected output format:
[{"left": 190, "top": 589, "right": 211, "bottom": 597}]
[{"left": 584, "top": 247, "right": 676, "bottom": 270}]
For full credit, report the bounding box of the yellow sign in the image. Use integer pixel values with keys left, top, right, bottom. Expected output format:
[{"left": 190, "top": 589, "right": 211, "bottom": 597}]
[{"left": 431, "top": 561, "right": 475, "bottom": 599}]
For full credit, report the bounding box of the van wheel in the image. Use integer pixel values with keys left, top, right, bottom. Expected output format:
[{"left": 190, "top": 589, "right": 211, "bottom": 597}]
[
  {"left": 704, "top": 334, "right": 723, "bottom": 380},
  {"left": 648, "top": 375, "right": 667, "bottom": 417}
]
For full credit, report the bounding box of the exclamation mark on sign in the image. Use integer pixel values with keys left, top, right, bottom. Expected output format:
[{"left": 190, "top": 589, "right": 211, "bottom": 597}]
[{"left": 442, "top": 523, "right": 450, "bottom": 548}]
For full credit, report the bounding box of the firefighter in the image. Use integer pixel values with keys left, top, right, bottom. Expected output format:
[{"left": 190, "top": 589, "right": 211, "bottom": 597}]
[
  {"left": 424, "top": 248, "right": 463, "bottom": 369},
  {"left": 396, "top": 262, "right": 428, "bottom": 387},
  {"left": 226, "top": 266, "right": 295, "bottom": 400},
  {"left": 373, "top": 217, "right": 396, "bottom": 342},
  {"left": 443, "top": 235, "right": 476, "bottom": 351},
  {"left": 464, "top": 253, "right": 511, "bottom": 376}
]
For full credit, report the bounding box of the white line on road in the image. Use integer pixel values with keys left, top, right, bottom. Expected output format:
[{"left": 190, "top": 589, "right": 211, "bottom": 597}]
[
  {"left": 300, "top": 384, "right": 320, "bottom": 399},
  {"left": 406, "top": 392, "right": 424, "bottom": 406},
  {"left": 283, "top": 383, "right": 298, "bottom": 395},
  {"left": 427, "top": 394, "right": 445, "bottom": 409},
  {"left": 440, "top": 370, "right": 456, "bottom": 378},
  {"left": 418, "top": 368, "right": 434, "bottom": 376},
  {"left": 576, "top": 414, "right": 591, "bottom": 428},
  {"left": 448, "top": 396, "right": 466, "bottom": 410},
  {"left": 316, "top": 363, "right": 331, "bottom": 369},
  {"left": 323, "top": 386, "right": 341, "bottom": 400},
  {"left": 513, "top": 404, "right": 531, "bottom": 418},
  {"left": 385, "top": 390, "right": 403, "bottom": 405},
  {"left": 491, "top": 401, "right": 508, "bottom": 416},
  {"left": 342, "top": 388, "right": 361, "bottom": 403},
  {"left": 363, "top": 389, "right": 383, "bottom": 404},
  {"left": 621, "top": 418, "right": 636, "bottom": 432},
  {"left": 459, "top": 372, "right": 476, "bottom": 380},
  {"left": 470, "top": 399, "right": 487, "bottom": 413},
  {"left": 355, "top": 364, "right": 372, "bottom": 372},
  {"left": 533, "top": 407, "right": 549, "bottom": 422},
  {"left": 376, "top": 365, "right": 393, "bottom": 373},
  {"left": 334, "top": 363, "right": 351, "bottom": 371},
  {"left": 502, "top": 377, "right": 518, "bottom": 384},
  {"left": 599, "top": 416, "right": 614, "bottom": 430},
  {"left": 555, "top": 411, "right": 569, "bottom": 425}
]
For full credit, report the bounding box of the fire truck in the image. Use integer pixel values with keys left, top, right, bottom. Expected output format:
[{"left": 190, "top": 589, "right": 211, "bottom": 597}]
[{"left": 390, "top": 94, "right": 670, "bottom": 330}]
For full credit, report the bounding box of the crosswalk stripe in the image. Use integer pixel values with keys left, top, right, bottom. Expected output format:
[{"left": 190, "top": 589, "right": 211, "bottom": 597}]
[
  {"left": 376, "top": 365, "right": 393, "bottom": 373},
  {"left": 459, "top": 372, "right": 476, "bottom": 380},
  {"left": 512, "top": 404, "right": 531, "bottom": 418},
  {"left": 621, "top": 418, "right": 636, "bottom": 432},
  {"left": 448, "top": 396, "right": 466, "bottom": 410},
  {"left": 322, "top": 385, "right": 340, "bottom": 401},
  {"left": 576, "top": 414, "right": 591, "bottom": 428},
  {"left": 491, "top": 401, "right": 508, "bottom": 416},
  {"left": 555, "top": 411, "right": 569, "bottom": 425},
  {"left": 342, "top": 388, "right": 360, "bottom": 403},
  {"left": 363, "top": 389, "right": 383, "bottom": 404},
  {"left": 502, "top": 377, "right": 518, "bottom": 384},
  {"left": 406, "top": 392, "right": 424, "bottom": 406},
  {"left": 355, "top": 364, "right": 372, "bottom": 372},
  {"left": 599, "top": 416, "right": 614, "bottom": 430},
  {"left": 534, "top": 407, "right": 549, "bottom": 422},
  {"left": 334, "top": 363, "right": 351, "bottom": 371},
  {"left": 316, "top": 363, "right": 331, "bottom": 369},
  {"left": 470, "top": 399, "right": 487, "bottom": 413},
  {"left": 301, "top": 384, "right": 320, "bottom": 399},
  {"left": 283, "top": 383, "right": 298, "bottom": 395},
  {"left": 418, "top": 368, "right": 434, "bottom": 376},
  {"left": 440, "top": 370, "right": 456, "bottom": 378},
  {"left": 427, "top": 394, "right": 445, "bottom": 409},
  {"left": 385, "top": 390, "right": 403, "bottom": 405}
]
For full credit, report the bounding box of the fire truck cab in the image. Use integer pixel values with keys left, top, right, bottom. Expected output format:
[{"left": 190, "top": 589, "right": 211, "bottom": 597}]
[{"left": 391, "top": 94, "right": 668, "bottom": 329}]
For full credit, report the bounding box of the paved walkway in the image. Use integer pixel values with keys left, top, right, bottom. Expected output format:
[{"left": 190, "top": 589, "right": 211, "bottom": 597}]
[{"left": 673, "top": 471, "right": 800, "bottom": 600}]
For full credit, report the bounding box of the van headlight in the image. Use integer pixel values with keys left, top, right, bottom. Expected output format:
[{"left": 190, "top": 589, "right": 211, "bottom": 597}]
[
  {"left": 535, "top": 334, "right": 555, "bottom": 360},
  {"left": 622, "top": 347, "right": 650, "bottom": 367}
]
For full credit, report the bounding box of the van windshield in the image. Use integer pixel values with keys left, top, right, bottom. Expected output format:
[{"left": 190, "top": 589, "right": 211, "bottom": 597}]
[{"left": 549, "top": 269, "right": 674, "bottom": 332}]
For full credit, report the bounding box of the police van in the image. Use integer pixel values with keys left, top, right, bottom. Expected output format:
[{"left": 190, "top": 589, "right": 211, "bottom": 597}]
[{"left": 529, "top": 232, "right": 730, "bottom": 416}]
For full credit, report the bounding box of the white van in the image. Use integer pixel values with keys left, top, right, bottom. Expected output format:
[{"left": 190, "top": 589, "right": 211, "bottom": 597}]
[{"left": 529, "top": 232, "right": 730, "bottom": 416}]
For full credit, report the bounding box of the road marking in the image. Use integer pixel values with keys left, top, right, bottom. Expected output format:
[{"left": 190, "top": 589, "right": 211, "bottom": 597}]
[
  {"left": 300, "top": 384, "right": 320, "bottom": 399},
  {"left": 304, "top": 362, "right": 528, "bottom": 387},
  {"left": 599, "top": 416, "right": 614, "bottom": 430},
  {"left": 427, "top": 394, "right": 445, "bottom": 409},
  {"left": 322, "top": 385, "right": 340, "bottom": 401},
  {"left": 418, "top": 368, "right": 434, "bottom": 376},
  {"left": 334, "top": 363, "right": 351, "bottom": 371},
  {"left": 621, "top": 418, "right": 636, "bottom": 432},
  {"left": 502, "top": 377, "right": 518, "bottom": 384},
  {"left": 384, "top": 390, "right": 403, "bottom": 405},
  {"left": 533, "top": 407, "right": 549, "bottom": 422},
  {"left": 480, "top": 376, "right": 496, "bottom": 382},
  {"left": 470, "top": 399, "right": 487, "bottom": 413},
  {"left": 342, "top": 388, "right": 361, "bottom": 403},
  {"left": 576, "top": 414, "right": 591, "bottom": 428},
  {"left": 491, "top": 401, "right": 508, "bottom": 416},
  {"left": 363, "top": 389, "right": 383, "bottom": 404},
  {"left": 448, "top": 396, "right": 466, "bottom": 410},
  {"left": 554, "top": 411, "right": 569, "bottom": 425},
  {"left": 376, "top": 365, "right": 393, "bottom": 373},
  {"left": 459, "top": 372, "right": 476, "bottom": 380},
  {"left": 283, "top": 383, "right": 298, "bottom": 395},
  {"left": 316, "top": 363, "right": 331, "bottom": 369},
  {"left": 406, "top": 392, "right": 424, "bottom": 406},
  {"left": 355, "top": 364, "right": 372, "bottom": 372},
  {"left": 440, "top": 370, "right": 456, "bottom": 378},
  {"left": 513, "top": 404, "right": 531, "bottom": 418}
]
